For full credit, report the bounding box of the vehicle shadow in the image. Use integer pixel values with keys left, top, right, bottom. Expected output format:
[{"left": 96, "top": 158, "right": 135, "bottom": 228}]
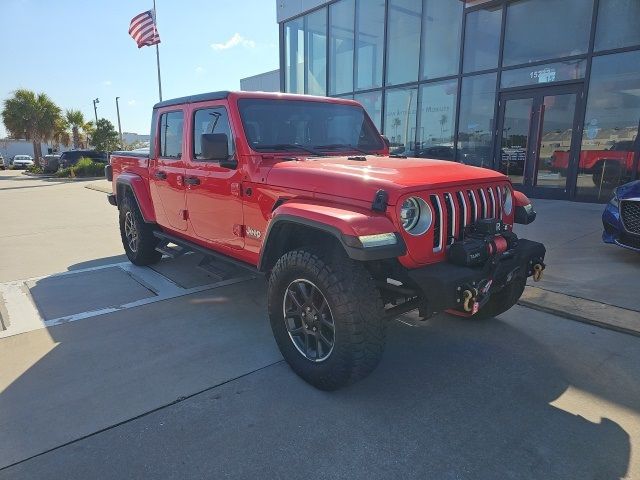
[{"left": 0, "top": 281, "right": 634, "bottom": 478}]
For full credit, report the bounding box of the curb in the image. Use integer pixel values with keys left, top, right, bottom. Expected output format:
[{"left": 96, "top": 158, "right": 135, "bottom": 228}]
[
  {"left": 22, "top": 172, "right": 56, "bottom": 178},
  {"left": 84, "top": 182, "right": 112, "bottom": 194},
  {"left": 519, "top": 286, "right": 640, "bottom": 337},
  {"left": 22, "top": 172, "right": 104, "bottom": 182}
]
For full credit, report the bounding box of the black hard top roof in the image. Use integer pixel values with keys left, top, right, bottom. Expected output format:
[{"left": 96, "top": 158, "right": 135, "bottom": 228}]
[{"left": 153, "top": 91, "right": 230, "bottom": 109}]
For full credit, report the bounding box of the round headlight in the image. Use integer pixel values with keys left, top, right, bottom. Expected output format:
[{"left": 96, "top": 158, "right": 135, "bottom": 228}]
[
  {"left": 400, "top": 197, "right": 432, "bottom": 236},
  {"left": 503, "top": 187, "right": 513, "bottom": 215},
  {"left": 400, "top": 197, "right": 420, "bottom": 231}
]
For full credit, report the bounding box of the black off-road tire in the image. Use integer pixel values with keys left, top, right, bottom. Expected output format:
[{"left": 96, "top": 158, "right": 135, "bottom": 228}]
[
  {"left": 471, "top": 276, "right": 527, "bottom": 321},
  {"left": 268, "top": 248, "right": 386, "bottom": 391},
  {"left": 119, "top": 194, "right": 162, "bottom": 266}
]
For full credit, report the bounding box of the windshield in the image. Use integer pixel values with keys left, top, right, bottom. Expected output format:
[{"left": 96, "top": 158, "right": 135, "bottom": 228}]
[{"left": 238, "top": 99, "right": 384, "bottom": 154}]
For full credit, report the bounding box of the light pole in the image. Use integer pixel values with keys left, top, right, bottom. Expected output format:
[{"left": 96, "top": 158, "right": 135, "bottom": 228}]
[
  {"left": 115, "top": 97, "right": 123, "bottom": 147},
  {"left": 92, "top": 98, "right": 99, "bottom": 124}
]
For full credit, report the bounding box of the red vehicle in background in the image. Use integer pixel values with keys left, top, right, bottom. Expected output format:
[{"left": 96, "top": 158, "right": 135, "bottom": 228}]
[
  {"left": 551, "top": 140, "right": 637, "bottom": 186},
  {"left": 106, "top": 91, "right": 546, "bottom": 390}
]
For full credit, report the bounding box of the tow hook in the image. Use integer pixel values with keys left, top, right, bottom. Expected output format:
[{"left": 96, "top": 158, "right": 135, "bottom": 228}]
[
  {"left": 462, "top": 288, "right": 479, "bottom": 313},
  {"left": 532, "top": 263, "right": 545, "bottom": 282}
]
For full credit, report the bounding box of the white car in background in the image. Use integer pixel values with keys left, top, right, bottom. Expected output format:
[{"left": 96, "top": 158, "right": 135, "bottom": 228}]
[{"left": 11, "top": 155, "right": 34, "bottom": 169}]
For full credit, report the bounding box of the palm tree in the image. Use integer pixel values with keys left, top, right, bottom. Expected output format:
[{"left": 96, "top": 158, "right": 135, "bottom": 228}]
[
  {"left": 52, "top": 117, "right": 71, "bottom": 150},
  {"left": 82, "top": 120, "right": 95, "bottom": 148},
  {"left": 65, "top": 109, "right": 85, "bottom": 149},
  {"left": 1, "top": 89, "right": 61, "bottom": 166}
]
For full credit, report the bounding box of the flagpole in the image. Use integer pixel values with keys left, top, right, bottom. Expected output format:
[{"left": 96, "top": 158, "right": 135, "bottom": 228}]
[{"left": 153, "top": 0, "right": 163, "bottom": 101}]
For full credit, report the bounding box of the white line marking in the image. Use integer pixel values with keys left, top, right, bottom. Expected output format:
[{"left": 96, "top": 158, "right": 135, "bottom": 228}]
[{"left": 0, "top": 260, "right": 256, "bottom": 339}]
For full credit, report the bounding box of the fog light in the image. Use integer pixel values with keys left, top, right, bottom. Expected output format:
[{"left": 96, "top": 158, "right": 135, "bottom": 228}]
[{"left": 358, "top": 233, "right": 397, "bottom": 247}]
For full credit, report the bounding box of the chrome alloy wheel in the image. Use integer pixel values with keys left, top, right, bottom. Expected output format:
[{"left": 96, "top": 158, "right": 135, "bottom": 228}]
[
  {"left": 282, "top": 279, "right": 335, "bottom": 362},
  {"left": 124, "top": 211, "right": 139, "bottom": 253}
]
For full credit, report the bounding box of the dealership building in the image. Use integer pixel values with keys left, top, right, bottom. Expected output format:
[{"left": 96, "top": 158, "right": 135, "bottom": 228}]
[{"left": 276, "top": 0, "right": 640, "bottom": 202}]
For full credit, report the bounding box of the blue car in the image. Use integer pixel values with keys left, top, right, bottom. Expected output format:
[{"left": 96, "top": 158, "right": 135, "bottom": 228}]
[{"left": 602, "top": 180, "right": 640, "bottom": 252}]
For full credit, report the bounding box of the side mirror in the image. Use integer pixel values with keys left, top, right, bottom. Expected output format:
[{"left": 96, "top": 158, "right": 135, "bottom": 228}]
[{"left": 201, "top": 133, "right": 237, "bottom": 169}]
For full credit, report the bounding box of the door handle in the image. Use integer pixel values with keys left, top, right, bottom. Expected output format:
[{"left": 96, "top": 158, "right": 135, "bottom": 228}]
[
  {"left": 154, "top": 171, "right": 167, "bottom": 180},
  {"left": 184, "top": 176, "right": 201, "bottom": 186}
]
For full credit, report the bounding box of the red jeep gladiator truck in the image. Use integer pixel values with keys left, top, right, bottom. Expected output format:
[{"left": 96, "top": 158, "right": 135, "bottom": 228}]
[
  {"left": 551, "top": 141, "right": 637, "bottom": 187},
  {"left": 106, "top": 91, "right": 545, "bottom": 390}
]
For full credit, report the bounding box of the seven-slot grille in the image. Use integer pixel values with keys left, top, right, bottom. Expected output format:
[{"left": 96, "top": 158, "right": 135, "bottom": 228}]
[
  {"left": 621, "top": 200, "right": 640, "bottom": 234},
  {"left": 429, "top": 186, "right": 504, "bottom": 252}
]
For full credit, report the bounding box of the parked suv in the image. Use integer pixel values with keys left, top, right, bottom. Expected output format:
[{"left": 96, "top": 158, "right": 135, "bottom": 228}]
[
  {"left": 59, "top": 150, "right": 107, "bottom": 169},
  {"left": 42, "top": 154, "right": 61, "bottom": 173}
]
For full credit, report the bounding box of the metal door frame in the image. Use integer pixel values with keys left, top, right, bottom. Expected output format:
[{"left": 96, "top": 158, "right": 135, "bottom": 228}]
[{"left": 495, "top": 83, "right": 585, "bottom": 200}]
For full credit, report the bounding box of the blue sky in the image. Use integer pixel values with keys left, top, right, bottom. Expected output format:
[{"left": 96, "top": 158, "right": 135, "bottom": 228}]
[{"left": 0, "top": 0, "right": 279, "bottom": 137}]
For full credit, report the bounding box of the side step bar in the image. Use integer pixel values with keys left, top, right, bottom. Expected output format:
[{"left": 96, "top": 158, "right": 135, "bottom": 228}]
[{"left": 153, "top": 231, "right": 263, "bottom": 277}]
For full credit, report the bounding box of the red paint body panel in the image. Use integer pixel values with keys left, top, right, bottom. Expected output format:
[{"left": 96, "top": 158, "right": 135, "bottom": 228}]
[
  {"left": 552, "top": 149, "right": 635, "bottom": 173},
  {"left": 109, "top": 91, "right": 521, "bottom": 271},
  {"left": 513, "top": 190, "right": 531, "bottom": 207}
]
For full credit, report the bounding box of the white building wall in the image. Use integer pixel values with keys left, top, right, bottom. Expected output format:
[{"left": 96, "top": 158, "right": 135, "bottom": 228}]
[
  {"left": 240, "top": 70, "right": 281, "bottom": 92},
  {"left": 0, "top": 139, "right": 69, "bottom": 160}
]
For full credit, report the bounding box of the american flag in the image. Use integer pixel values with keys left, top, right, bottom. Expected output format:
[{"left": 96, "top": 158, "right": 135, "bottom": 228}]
[{"left": 129, "top": 10, "right": 161, "bottom": 48}]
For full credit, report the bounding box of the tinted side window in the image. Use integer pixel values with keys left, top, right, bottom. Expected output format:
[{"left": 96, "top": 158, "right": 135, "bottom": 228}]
[
  {"left": 193, "top": 107, "right": 234, "bottom": 161},
  {"left": 159, "top": 111, "right": 184, "bottom": 159}
]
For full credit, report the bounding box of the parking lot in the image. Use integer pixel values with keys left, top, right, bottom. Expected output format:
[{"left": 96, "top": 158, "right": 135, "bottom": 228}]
[{"left": 1, "top": 169, "right": 639, "bottom": 479}]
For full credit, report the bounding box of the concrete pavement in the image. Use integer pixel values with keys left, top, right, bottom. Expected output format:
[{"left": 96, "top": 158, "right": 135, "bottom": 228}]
[
  {"left": 1, "top": 170, "right": 638, "bottom": 478},
  {"left": 1, "top": 306, "right": 638, "bottom": 479}
]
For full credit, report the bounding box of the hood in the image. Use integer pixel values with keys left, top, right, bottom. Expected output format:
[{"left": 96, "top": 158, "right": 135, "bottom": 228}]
[{"left": 266, "top": 155, "right": 507, "bottom": 204}]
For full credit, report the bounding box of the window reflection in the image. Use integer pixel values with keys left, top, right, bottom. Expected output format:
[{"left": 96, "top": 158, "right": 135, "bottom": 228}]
[
  {"left": 354, "top": 90, "right": 383, "bottom": 131},
  {"left": 284, "top": 18, "right": 304, "bottom": 93},
  {"left": 386, "top": 0, "right": 422, "bottom": 86},
  {"left": 595, "top": 0, "right": 640, "bottom": 51},
  {"left": 306, "top": 9, "right": 327, "bottom": 96},
  {"left": 421, "top": 0, "right": 463, "bottom": 80},
  {"left": 503, "top": 0, "right": 592, "bottom": 67},
  {"left": 384, "top": 87, "right": 418, "bottom": 155},
  {"left": 578, "top": 51, "right": 640, "bottom": 201},
  {"left": 355, "top": 0, "right": 385, "bottom": 90},
  {"left": 329, "top": 0, "right": 355, "bottom": 95},
  {"left": 456, "top": 73, "right": 497, "bottom": 168},
  {"left": 416, "top": 79, "right": 458, "bottom": 160},
  {"left": 463, "top": 5, "right": 501, "bottom": 73}
]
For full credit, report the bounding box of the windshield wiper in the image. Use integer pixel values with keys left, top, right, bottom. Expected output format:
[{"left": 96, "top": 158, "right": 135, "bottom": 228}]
[
  {"left": 313, "top": 144, "right": 373, "bottom": 155},
  {"left": 253, "top": 143, "right": 323, "bottom": 156}
]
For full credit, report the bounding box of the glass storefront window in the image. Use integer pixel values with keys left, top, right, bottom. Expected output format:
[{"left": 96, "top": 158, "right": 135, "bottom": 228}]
[
  {"left": 595, "top": 0, "right": 640, "bottom": 51},
  {"left": 463, "top": 5, "right": 502, "bottom": 73},
  {"left": 456, "top": 73, "right": 497, "bottom": 168},
  {"left": 284, "top": 17, "right": 304, "bottom": 93},
  {"left": 329, "top": 0, "right": 355, "bottom": 95},
  {"left": 500, "top": 60, "right": 586, "bottom": 89},
  {"left": 355, "top": 0, "right": 385, "bottom": 91},
  {"left": 421, "top": 0, "right": 463, "bottom": 80},
  {"left": 416, "top": 79, "right": 458, "bottom": 160},
  {"left": 354, "top": 90, "right": 383, "bottom": 131},
  {"left": 386, "top": 0, "right": 422, "bottom": 86},
  {"left": 305, "top": 9, "right": 327, "bottom": 96},
  {"left": 503, "top": 0, "right": 592, "bottom": 67},
  {"left": 577, "top": 50, "right": 640, "bottom": 201},
  {"left": 384, "top": 87, "right": 418, "bottom": 155}
]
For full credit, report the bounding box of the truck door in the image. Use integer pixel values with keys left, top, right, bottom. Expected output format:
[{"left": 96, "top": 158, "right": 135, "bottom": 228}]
[
  {"left": 184, "top": 104, "right": 244, "bottom": 248},
  {"left": 149, "top": 109, "right": 187, "bottom": 231}
]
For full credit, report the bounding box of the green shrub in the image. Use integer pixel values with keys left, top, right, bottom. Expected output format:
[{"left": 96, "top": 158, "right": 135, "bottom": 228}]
[
  {"left": 27, "top": 165, "right": 44, "bottom": 174},
  {"left": 56, "top": 157, "right": 105, "bottom": 178}
]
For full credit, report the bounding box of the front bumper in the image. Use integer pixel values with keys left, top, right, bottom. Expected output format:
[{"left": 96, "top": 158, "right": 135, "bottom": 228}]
[{"left": 405, "top": 239, "right": 546, "bottom": 314}]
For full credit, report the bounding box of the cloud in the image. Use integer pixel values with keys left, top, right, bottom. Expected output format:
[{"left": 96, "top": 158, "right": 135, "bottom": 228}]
[
  {"left": 211, "top": 33, "right": 256, "bottom": 51},
  {"left": 195, "top": 66, "right": 205, "bottom": 74},
  {"left": 127, "top": 100, "right": 136, "bottom": 106},
  {"left": 103, "top": 80, "right": 112, "bottom": 86}
]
